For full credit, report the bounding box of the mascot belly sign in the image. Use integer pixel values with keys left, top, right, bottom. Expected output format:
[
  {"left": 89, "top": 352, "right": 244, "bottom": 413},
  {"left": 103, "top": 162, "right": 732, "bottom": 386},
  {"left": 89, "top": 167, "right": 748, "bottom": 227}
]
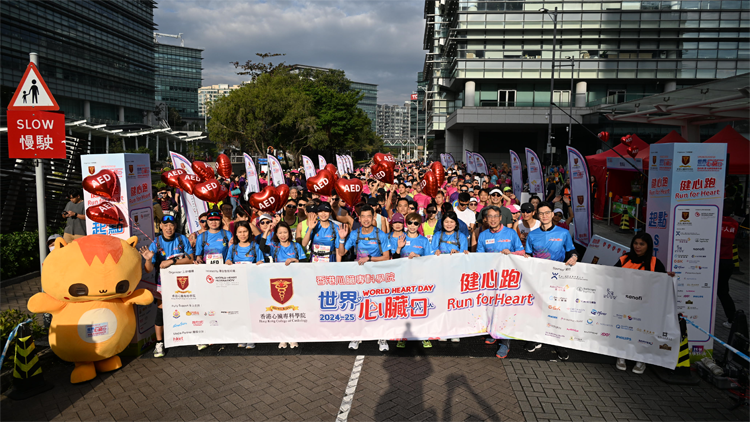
[{"left": 28, "top": 235, "right": 153, "bottom": 384}]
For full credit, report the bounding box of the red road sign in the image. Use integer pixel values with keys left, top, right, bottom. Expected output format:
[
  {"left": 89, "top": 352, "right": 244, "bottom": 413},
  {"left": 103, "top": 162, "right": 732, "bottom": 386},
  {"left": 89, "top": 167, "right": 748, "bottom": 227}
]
[
  {"left": 7, "top": 110, "right": 66, "bottom": 159},
  {"left": 7, "top": 62, "right": 59, "bottom": 111}
]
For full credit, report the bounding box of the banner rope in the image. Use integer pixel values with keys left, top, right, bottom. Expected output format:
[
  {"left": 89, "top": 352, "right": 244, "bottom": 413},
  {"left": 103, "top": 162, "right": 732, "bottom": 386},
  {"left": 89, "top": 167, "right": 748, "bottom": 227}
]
[{"left": 678, "top": 315, "right": 750, "bottom": 363}]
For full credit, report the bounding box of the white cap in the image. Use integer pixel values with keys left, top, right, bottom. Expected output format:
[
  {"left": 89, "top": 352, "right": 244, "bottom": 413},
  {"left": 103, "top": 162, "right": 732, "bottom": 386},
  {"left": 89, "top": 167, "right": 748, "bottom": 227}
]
[
  {"left": 490, "top": 188, "right": 503, "bottom": 195},
  {"left": 553, "top": 208, "right": 564, "bottom": 215}
]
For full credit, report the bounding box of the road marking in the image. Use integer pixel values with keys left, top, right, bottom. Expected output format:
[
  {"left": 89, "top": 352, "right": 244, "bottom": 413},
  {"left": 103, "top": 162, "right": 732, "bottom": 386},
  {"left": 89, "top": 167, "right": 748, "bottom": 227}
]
[{"left": 335, "top": 355, "right": 365, "bottom": 422}]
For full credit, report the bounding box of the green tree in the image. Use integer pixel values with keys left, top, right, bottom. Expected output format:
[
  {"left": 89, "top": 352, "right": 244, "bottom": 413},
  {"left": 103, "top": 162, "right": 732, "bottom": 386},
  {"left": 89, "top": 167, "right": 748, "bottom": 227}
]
[
  {"left": 230, "top": 53, "right": 288, "bottom": 81},
  {"left": 168, "top": 106, "right": 184, "bottom": 130}
]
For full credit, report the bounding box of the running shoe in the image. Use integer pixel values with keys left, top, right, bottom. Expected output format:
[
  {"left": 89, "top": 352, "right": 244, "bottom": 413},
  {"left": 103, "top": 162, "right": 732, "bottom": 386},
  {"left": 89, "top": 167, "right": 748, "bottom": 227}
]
[
  {"left": 616, "top": 358, "right": 627, "bottom": 371},
  {"left": 632, "top": 362, "right": 646, "bottom": 374},
  {"left": 422, "top": 340, "right": 432, "bottom": 348},
  {"left": 289, "top": 342, "right": 298, "bottom": 349},
  {"left": 278, "top": 342, "right": 288, "bottom": 349},
  {"left": 153, "top": 342, "right": 165, "bottom": 358},
  {"left": 238, "top": 343, "right": 246, "bottom": 348},
  {"left": 246, "top": 343, "right": 255, "bottom": 349},
  {"left": 348, "top": 340, "right": 360, "bottom": 350},
  {"left": 496, "top": 343, "right": 509, "bottom": 359},
  {"left": 485, "top": 337, "right": 497, "bottom": 345},
  {"left": 397, "top": 340, "right": 406, "bottom": 348},
  {"left": 556, "top": 348, "right": 570, "bottom": 361},
  {"left": 378, "top": 339, "right": 389, "bottom": 352},
  {"left": 451, "top": 338, "right": 460, "bottom": 343},
  {"left": 196, "top": 344, "right": 208, "bottom": 351},
  {"left": 524, "top": 342, "right": 542, "bottom": 353}
]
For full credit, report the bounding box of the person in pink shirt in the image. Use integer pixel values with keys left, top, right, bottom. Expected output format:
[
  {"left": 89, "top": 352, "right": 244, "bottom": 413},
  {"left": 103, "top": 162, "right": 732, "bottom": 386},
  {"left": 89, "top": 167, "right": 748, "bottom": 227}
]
[{"left": 413, "top": 184, "right": 431, "bottom": 213}]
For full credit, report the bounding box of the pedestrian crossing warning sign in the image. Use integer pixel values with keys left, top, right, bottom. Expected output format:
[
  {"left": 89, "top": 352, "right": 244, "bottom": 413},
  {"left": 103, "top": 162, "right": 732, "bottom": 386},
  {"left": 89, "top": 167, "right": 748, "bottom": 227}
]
[{"left": 7, "top": 62, "right": 59, "bottom": 111}]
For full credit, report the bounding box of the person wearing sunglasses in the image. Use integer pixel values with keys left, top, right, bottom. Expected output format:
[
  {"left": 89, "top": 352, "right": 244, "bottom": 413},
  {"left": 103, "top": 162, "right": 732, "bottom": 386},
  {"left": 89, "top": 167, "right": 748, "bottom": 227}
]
[
  {"left": 188, "top": 211, "right": 210, "bottom": 248},
  {"left": 139, "top": 214, "right": 194, "bottom": 358},
  {"left": 488, "top": 188, "right": 514, "bottom": 228},
  {"left": 282, "top": 199, "right": 299, "bottom": 231},
  {"left": 421, "top": 205, "right": 439, "bottom": 242},
  {"left": 301, "top": 202, "right": 342, "bottom": 263},
  {"left": 454, "top": 192, "right": 476, "bottom": 234},
  {"left": 514, "top": 203, "right": 540, "bottom": 247},
  {"left": 523, "top": 201, "right": 578, "bottom": 361},
  {"left": 194, "top": 210, "right": 231, "bottom": 267}
]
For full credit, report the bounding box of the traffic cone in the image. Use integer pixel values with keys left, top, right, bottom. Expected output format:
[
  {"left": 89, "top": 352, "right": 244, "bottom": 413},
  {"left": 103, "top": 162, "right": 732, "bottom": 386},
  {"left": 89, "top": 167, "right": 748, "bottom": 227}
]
[
  {"left": 6, "top": 323, "right": 53, "bottom": 400},
  {"left": 617, "top": 208, "right": 631, "bottom": 233},
  {"left": 732, "top": 244, "right": 743, "bottom": 274},
  {"left": 656, "top": 314, "right": 700, "bottom": 385}
]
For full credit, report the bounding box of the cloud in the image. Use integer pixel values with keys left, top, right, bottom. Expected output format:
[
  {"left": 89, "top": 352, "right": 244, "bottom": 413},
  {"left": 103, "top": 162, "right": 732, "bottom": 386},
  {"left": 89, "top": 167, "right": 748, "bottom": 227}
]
[{"left": 154, "top": 0, "right": 425, "bottom": 104}]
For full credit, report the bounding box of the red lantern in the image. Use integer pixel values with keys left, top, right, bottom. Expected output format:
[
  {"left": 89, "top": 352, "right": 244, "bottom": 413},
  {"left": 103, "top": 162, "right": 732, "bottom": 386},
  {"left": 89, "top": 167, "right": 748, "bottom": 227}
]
[
  {"left": 249, "top": 186, "right": 281, "bottom": 214},
  {"left": 85, "top": 201, "right": 122, "bottom": 226},
  {"left": 191, "top": 161, "right": 215, "bottom": 181},
  {"left": 161, "top": 169, "right": 186, "bottom": 189},
  {"left": 193, "top": 180, "right": 229, "bottom": 203},
  {"left": 82, "top": 169, "right": 118, "bottom": 201},
  {"left": 216, "top": 154, "right": 232, "bottom": 178},
  {"left": 335, "top": 178, "right": 363, "bottom": 208},
  {"left": 306, "top": 170, "right": 335, "bottom": 196}
]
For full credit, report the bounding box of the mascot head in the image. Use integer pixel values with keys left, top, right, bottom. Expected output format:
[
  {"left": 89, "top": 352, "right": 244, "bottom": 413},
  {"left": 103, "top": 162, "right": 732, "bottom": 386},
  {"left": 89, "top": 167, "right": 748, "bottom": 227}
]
[{"left": 43, "top": 235, "right": 142, "bottom": 302}]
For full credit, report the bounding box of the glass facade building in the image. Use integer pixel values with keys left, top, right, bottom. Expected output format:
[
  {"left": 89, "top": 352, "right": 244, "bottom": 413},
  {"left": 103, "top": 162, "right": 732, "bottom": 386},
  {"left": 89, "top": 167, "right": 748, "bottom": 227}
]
[
  {"left": 155, "top": 43, "right": 203, "bottom": 120},
  {"left": 1, "top": 0, "right": 156, "bottom": 123},
  {"left": 351, "top": 81, "right": 379, "bottom": 132},
  {"left": 423, "top": 0, "right": 750, "bottom": 163}
]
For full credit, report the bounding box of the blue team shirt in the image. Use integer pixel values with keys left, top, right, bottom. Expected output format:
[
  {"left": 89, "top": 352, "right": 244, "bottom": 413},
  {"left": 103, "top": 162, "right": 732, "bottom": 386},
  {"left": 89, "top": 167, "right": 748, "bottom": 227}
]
[
  {"left": 477, "top": 226, "right": 524, "bottom": 253},
  {"left": 195, "top": 230, "right": 230, "bottom": 261},
  {"left": 435, "top": 218, "right": 470, "bottom": 238},
  {"left": 344, "top": 227, "right": 391, "bottom": 258},
  {"left": 308, "top": 222, "right": 340, "bottom": 262},
  {"left": 266, "top": 240, "right": 306, "bottom": 262},
  {"left": 228, "top": 242, "right": 264, "bottom": 264},
  {"left": 148, "top": 234, "right": 194, "bottom": 264},
  {"left": 388, "top": 232, "right": 404, "bottom": 254},
  {"left": 525, "top": 225, "right": 575, "bottom": 262},
  {"left": 431, "top": 230, "right": 469, "bottom": 254},
  {"left": 398, "top": 234, "right": 433, "bottom": 257}
]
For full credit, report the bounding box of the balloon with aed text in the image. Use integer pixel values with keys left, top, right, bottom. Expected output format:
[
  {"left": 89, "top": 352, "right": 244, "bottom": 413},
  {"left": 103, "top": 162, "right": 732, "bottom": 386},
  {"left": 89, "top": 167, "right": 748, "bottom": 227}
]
[
  {"left": 249, "top": 186, "right": 280, "bottom": 214},
  {"left": 335, "top": 178, "right": 363, "bottom": 208},
  {"left": 216, "top": 154, "right": 232, "bottom": 178},
  {"left": 324, "top": 163, "right": 339, "bottom": 181},
  {"left": 177, "top": 174, "right": 202, "bottom": 196},
  {"left": 621, "top": 135, "right": 632, "bottom": 146},
  {"left": 373, "top": 152, "right": 396, "bottom": 169},
  {"left": 82, "top": 169, "right": 118, "bottom": 201},
  {"left": 160, "top": 169, "right": 186, "bottom": 189},
  {"left": 307, "top": 170, "right": 334, "bottom": 196},
  {"left": 276, "top": 184, "right": 290, "bottom": 213},
  {"left": 370, "top": 162, "right": 394, "bottom": 184},
  {"left": 191, "top": 161, "right": 215, "bottom": 181},
  {"left": 627, "top": 146, "right": 639, "bottom": 158},
  {"left": 193, "top": 180, "right": 229, "bottom": 203},
  {"left": 85, "top": 201, "right": 122, "bottom": 226},
  {"left": 430, "top": 161, "right": 445, "bottom": 187},
  {"left": 420, "top": 170, "right": 439, "bottom": 198}
]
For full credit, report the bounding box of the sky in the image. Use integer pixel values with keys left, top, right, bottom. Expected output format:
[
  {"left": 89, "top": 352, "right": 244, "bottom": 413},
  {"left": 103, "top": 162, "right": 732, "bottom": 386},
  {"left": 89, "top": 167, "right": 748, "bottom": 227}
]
[{"left": 154, "top": 0, "right": 426, "bottom": 105}]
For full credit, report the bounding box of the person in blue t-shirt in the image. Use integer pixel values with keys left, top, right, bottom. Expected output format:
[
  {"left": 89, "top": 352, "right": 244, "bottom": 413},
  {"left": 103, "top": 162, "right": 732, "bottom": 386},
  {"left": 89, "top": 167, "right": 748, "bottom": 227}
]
[
  {"left": 301, "top": 202, "right": 341, "bottom": 263},
  {"left": 226, "top": 220, "right": 264, "bottom": 349},
  {"left": 524, "top": 201, "right": 578, "bottom": 361},
  {"left": 432, "top": 211, "right": 469, "bottom": 256},
  {"left": 138, "top": 215, "right": 194, "bottom": 358},
  {"left": 194, "top": 210, "right": 230, "bottom": 265},
  {"left": 434, "top": 203, "right": 470, "bottom": 237},
  {"left": 388, "top": 212, "right": 406, "bottom": 255},
  {"left": 260, "top": 221, "right": 307, "bottom": 265},
  {"left": 337, "top": 205, "right": 391, "bottom": 352}
]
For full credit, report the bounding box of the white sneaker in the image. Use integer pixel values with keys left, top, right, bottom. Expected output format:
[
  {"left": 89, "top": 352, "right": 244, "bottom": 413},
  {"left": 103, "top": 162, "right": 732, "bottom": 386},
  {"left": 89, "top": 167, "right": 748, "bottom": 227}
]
[
  {"left": 246, "top": 343, "right": 255, "bottom": 349},
  {"left": 451, "top": 338, "right": 460, "bottom": 343},
  {"left": 632, "top": 362, "right": 646, "bottom": 374},
  {"left": 439, "top": 338, "right": 447, "bottom": 342},
  {"left": 278, "top": 342, "right": 288, "bottom": 349},
  {"left": 196, "top": 344, "right": 208, "bottom": 351},
  {"left": 723, "top": 321, "right": 732, "bottom": 328},
  {"left": 616, "top": 358, "right": 627, "bottom": 371},
  {"left": 153, "top": 342, "right": 164, "bottom": 358},
  {"left": 289, "top": 342, "right": 298, "bottom": 349},
  {"left": 348, "top": 340, "right": 361, "bottom": 350},
  {"left": 378, "top": 339, "right": 389, "bottom": 351},
  {"left": 238, "top": 343, "right": 246, "bottom": 348}
]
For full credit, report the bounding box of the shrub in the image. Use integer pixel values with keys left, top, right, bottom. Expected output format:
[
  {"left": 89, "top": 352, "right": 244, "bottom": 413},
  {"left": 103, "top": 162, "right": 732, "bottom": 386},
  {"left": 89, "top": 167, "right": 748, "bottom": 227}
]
[
  {"left": 0, "top": 309, "right": 45, "bottom": 369},
  {"left": 0, "top": 231, "right": 40, "bottom": 279}
]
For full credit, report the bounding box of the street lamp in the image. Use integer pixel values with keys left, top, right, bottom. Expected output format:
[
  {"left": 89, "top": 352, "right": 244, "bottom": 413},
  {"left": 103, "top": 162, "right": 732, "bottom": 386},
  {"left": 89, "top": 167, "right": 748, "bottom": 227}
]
[{"left": 540, "top": 7, "right": 558, "bottom": 170}]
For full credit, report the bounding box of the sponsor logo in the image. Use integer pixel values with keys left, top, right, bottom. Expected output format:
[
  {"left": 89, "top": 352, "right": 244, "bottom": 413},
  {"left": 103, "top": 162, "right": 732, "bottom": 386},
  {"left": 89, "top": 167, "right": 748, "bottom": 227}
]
[
  {"left": 638, "top": 339, "right": 653, "bottom": 346},
  {"left": 616, "top": 324, "right": 633, "bottom": 331},
  {"left": 549, "top": 296, "right": 568, "bottom": 302},
  {"left": 584, "top": 330, "right": 598, "bottom": 335},
  {"left": 270, "top": 278, "right": 294, "bottom": 305},
  {"left": 603, "top": 289, "right": 617, "bottom": 300},
  {"left": 693, "top": 295, "right": 704, "bottom": 298},
  {"left": 172, "top": 310, "right": 180, "bottom": 319},
  {"left": 577, "top": 287, "right": 596, "bottom": 294},
  {"left": 625, "top": 295, "right": 642, "bottom": 301},
  {"left": 206, "top": 275, "right": 215, "bottom": 284},
  {"left": 616, "top": 335, "right": 632, "bottom": 341},
  {"left": 566, "top": 328, "right": 579, "bottom": 332},
  {"left": 637, "top": 328, "right": 655, "bottom": 335},
  {"left": 548, "top": 305, "right": 561, "bottom": 311},
  {"left": 591, "top": 309, "right": 607, "bottom": 316},
  {"left": 576, "top": 298, "right": 596, "bottom": 304},
  {"left": 685, "top": 300, "right": 693, "bottom": 304},
  {"left": 192, "top": 321, "right": 203, "bottom": 326},
  {"left": 586, "top": 318, "right": 593, "bottom": 324},
  {"left": 547, "top": 315, "right": 558, "bottom": 319},
  {"left": 596, "top": 322, "right": 614, "bottom": 327},
  {"left": 176, "top": 276, "right": 190, "bottom": 292},
  {"left": 601, "top": 332, "right": 611, "bottom": 337},
  {"left": 549, "top": 284, "right": 569, "bottom": 291},
  {"left": 551, "top": 272, "right": 559, "bottom": 280},
  {"left": 561, "top": 317, "right": 582, "bottom": 323},
  {"left": 204, "top": 311, "right": 216, "bottom": 316},
  {"left": 173, "top": 336, "right": 183, "bottom": 342},
  {"left": 210, "top": 320, "right": 219, "bottom": 326},
  {"left": 659, "top": 344, "right": 672, "bottom": 351},
  {"left": 545, "top": 332, "right": 564, "bottom": 339},
  {"left": 173, "top": 322, "right": 187, "bottom": 328},
  {"left": 567, "top": 308, "right": 586, "bottom": 313}
]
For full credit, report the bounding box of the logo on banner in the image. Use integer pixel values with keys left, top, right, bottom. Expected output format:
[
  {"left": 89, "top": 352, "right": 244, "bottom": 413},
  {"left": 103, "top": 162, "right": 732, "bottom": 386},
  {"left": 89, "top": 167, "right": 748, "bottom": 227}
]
[
  {"left": 176, "top": 276, "right": 191, "bottom": 293},
  {"left": 577, "top": 195, "right": 584, "bottom": 206},
  {"left": 681, "top": 156, "right": 690, "bottom": 166},
  {"left": 88, "top": 166, "right": 96, "bottom": 175},
  {"left": 603, "top": 289, "right": 617, "bottom": 299},
  {"left": 128, "top": 165, "right": 134, "bottom": 175},
  {"left": 267, "top": 278, "right": 299, "bottom": 311},
  {"left": 652, "top": 155, "right": 657, "bottom": 165},
  {"left": 659, "top": 344, "right": 672, "bottom": 351},
  {"left": 681, "top": 212, "right": 690, "bottom": 222},
  {"left": 206, "top": 275, "right": 214, "bottom": 284}
]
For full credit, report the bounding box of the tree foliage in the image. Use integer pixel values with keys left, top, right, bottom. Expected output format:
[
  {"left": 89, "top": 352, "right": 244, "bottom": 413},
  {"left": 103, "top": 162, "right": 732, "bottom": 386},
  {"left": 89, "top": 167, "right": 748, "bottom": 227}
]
[{"left": 230, "top": 53, "right": 288, "bottom": 82}]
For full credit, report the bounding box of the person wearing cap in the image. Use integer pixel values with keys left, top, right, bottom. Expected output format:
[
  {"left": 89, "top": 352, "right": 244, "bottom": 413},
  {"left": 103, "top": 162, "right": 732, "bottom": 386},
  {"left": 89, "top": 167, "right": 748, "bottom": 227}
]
[
  {"left": 507, "top": 204, "right": 521, "bottom": 224},
  {"left": 488, "top": 188, "right": 514, "bottom": 228},
  {"left": 388, "top": 212, "right": 406, "bottom": 253},
  {"left": 468, "top": 197, "right": 479, "bottom": 215},
  {"left": 367, "top": 196, "right": 389, "bottom": 232},
  {"left": 139, "top": 214, "right": 195, "bottom": 358},
  {"left": 194, "top": 210, "right": 231, "bottom": 266},
  {"left": 301, "top": 202, "right": 342, "bottom": 263},
  {"left": 515, "top": 203, "right": 540, "bottom": 247},
  {"left": 454, "top": 192, "right": 477, "bottom": 232},
  {"left": 47, "top": 234, "right": 62, "bottom": 252},
  {"left": 523, "top": 201, "right": 578, "bottom": 361},
  {"left": 552, "top": 207, "right": 573, "bottom": 230}
]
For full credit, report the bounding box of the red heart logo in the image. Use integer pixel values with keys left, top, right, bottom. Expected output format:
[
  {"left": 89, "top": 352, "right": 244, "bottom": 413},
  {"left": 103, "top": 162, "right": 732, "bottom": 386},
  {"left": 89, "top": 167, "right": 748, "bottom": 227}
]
[
  {"left": 191, "top": 161, "right": 215, "bottom": 181},
  {"left": 85, "top": 201, "right": 122, "bottom": 226},
  {"left": 324, "top": 164, "right": 339, "bottom": 182},
  {"left": 249, "top": 186, "right": 280, "bottom": 213},
  {"left": 420, "top": 170, "right": 439, "bottom": 198},
  {"left": 430, "top": 161, "right": 445, "bottom": 187},
  {"left": 627, "top": 146, "right": 639, "bottom": 158},
  {"left": 276, "top": 184, "right": 290, "bottom": 213},
  {"left": 161, "top": 169, "right": 186, "bottom": 189},
  {"left": 82, "top": 169, "right": 119, "bottom": 201},
  {"left": 177, "top": 174, "right": 202, "bottom": 196},
  {"left": 307, "top": 169, "right": 334, "bottom": 196},
  {"left": 371, "top": 162, "right": 394, "bottom": 184},
  {"left": 193, "top": 180, "right": 229, "bottom": 203},
  {"left": 216, "top": 154, "right": 232, "bottom": 178},
  {"left": 335, "top": 178, "right": 363, "bottom": 208},
  {"left": 373, "top": 153, "right": 395, "bottom": 168}
]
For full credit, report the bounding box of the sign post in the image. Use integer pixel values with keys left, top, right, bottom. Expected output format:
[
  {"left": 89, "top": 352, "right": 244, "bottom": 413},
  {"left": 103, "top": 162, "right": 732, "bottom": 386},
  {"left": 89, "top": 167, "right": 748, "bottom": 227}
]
[{"left": 6, "top": 53, "right": 65, "bottom": 270}]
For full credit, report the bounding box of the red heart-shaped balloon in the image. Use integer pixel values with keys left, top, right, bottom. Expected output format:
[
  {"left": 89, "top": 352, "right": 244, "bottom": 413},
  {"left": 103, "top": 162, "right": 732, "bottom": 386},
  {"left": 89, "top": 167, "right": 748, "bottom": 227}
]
[
  {"left": 621, "top": 135, "right": 632, "bottom": 146},
  {"left": 324, "top": 164, "right": 339, "bottom": 181},
  {"left": 307, "top": 169, "right": 335, "bottom": 196},
  {"left": 177, "top": 173, "right": 202, "bottom": 196},
  {"left": 276, "top": 184, "right": 290, "bottom": 213},
  {"left": 216, "top": 154, "right": 232, "bottom": 178},
  {"left": 598, "top": 131, "right": 610, "bottom": 142},
  {"left": 373, "top": 153, "right": 396, "bottom": 169},
  {"left": 371, "top": 162, "right": 394, "bottom": 184},
  {"left": 85, "top": 201, "right": 122, "bottom": 226},
  {"left": 82, "top": 169, "right": 118, "bottom": 201},
  {"left": 627, "top": 146, "right": 639, "bottom": 159},
  {"left": 335, "top": 178, "right": 363, "bottom": 208},
  {"left": 192, "top": 161, "right": 215, "bottom": 181},
  {"left": 161, "top": 169, "right": 186, "bottom": 189},
  {"left": 249, "top": 186, "right": 281, "bottom": 213},
  {"left": 430, "top": 161, "right": 445, "bottom": 187},
  {"left": 420, "top": 170, "right": 439, "bottom": 198},
  {"left": 193, "top": 180, "right": 229, "bottom": 203}
]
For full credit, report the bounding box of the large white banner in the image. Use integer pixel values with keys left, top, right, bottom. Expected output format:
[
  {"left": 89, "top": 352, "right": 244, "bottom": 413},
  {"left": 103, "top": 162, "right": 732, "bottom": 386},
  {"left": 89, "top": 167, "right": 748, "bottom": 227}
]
[
  {"left": 509, "top": 150, "right": 523, "bottom": 200},
  {"left": 567, "top": 147, "right": 592, "bottom": 246},
  {"left": 302, "top": 155, "right": 316, "bottom": 178},
  {"left": 525, "top": 148, "right": 544, "bottom": 195},
  {"left": 581, "top": 235, "right": 630, "bottom": 266},
  {"left": 346, "top": 155, "right": 354, "bottom": 172},
  {"left": 474, "top": 152, "right": 488, "bottom": 175},
  {"left": 318, "top": 154, "right": 327, "bottom": 170},
  {"left": 243, "top": 153, "right": 260, "bottom": 199},
  {"left": 466, "top": 150, "right": 476, "bottom": 173},
  {"left": 267, "top": 154, "right": 284, "bottom": 186},
  {"left": 440, "top": 153, "right": 447, "bottom": 168},
  {"left": 170, "top": 151, "right": 208, "bottom": 234},
  {"left": 335, "top": 155, "right": 345, "bottom": 175},
  {"left": 444, "top": 153, "right": 455, "bottom": 169},
  {"left": 162, "top": 254, "right": 680, "bottom": 368}
]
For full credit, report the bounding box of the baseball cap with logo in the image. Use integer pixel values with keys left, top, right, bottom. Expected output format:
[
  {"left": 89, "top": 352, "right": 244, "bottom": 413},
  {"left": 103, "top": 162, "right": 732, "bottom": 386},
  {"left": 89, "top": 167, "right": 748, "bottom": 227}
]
[
  {"left": 520, "top": 203, "right": 535, "bottom": 213},
  {"left": 390, "top": 212, "right": 405, "bottom": 224},
  {"left": 207, "top": 211, "right": 221, "bottom": 221}
]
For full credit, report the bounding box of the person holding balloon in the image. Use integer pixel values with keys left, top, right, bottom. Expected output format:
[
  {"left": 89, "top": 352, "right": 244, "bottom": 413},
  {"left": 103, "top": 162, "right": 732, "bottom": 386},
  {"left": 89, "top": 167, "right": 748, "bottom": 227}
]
[{"left": 300, "top": 202, "right": 342, "bottom": 263}]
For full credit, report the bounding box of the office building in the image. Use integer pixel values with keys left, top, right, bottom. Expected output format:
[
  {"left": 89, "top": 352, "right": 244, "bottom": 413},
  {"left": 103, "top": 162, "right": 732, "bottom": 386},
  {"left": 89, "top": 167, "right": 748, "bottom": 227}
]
[
  {"left": 410, "top": 72, "right": 429, "bottom": 140},
  {"left": 422, "top": 0, "right": 750, "bottom": 164},
  {"left": 198, "top": 83, "right": 245, "bottom": 117},
  {"left": 155, "top": 41, "right": 203, "bottom": 122},
  {"left": 376, "top": 104, "right": 410, "bottom": 138}
]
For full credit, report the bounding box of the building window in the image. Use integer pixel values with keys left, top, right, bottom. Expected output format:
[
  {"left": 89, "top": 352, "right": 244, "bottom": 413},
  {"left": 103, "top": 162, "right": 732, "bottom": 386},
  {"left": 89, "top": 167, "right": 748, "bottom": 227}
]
[
  {"left": 553, "top": 90, "right": 572, "bottom": 105},
  {"left": 498, "top": 90, "right": 517, "bottom": 107},
  {"left": 607, "top": 90, "right": 627, "bottom": 104}
]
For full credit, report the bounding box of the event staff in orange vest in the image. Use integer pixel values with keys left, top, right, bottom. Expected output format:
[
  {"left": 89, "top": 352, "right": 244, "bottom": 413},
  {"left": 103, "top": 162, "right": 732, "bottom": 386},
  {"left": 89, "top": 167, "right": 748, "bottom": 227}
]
[
  {"left": 717, "top": 200, "right": 738, "bottom": 328},
  {"left": 613, "top": 232, "right": 673, "bottom": 375}
]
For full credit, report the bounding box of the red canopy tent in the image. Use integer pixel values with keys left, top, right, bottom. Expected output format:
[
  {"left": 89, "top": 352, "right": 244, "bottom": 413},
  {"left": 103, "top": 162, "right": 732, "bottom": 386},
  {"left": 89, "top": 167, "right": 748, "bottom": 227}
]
[
  {"left": 633, "top": 130, "right": 687, "bottom": 165},
  {"left": 586, "top": 135, "right": 649, "bottom": 217},
  {"left": 703, "top": 125, "right": 750, "bottom": 175}
]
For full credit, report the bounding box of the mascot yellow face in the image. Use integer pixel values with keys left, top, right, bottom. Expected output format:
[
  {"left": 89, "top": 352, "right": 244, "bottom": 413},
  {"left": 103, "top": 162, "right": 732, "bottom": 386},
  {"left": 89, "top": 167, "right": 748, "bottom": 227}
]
[{"left": 43, "top": 235, "right": 142, "bottom": 302}]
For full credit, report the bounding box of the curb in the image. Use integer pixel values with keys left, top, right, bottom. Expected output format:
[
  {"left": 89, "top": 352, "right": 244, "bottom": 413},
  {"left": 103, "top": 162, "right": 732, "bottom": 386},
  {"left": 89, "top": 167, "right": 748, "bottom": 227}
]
[{"left": 0, "top": 271, "right": 40, "bottom": 288}]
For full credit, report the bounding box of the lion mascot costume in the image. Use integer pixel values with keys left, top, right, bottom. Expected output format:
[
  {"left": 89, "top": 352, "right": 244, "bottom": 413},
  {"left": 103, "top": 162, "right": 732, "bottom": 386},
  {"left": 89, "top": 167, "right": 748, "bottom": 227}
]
[{"left": 28, "top": 235, "right": 153, "bottom": 383}]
